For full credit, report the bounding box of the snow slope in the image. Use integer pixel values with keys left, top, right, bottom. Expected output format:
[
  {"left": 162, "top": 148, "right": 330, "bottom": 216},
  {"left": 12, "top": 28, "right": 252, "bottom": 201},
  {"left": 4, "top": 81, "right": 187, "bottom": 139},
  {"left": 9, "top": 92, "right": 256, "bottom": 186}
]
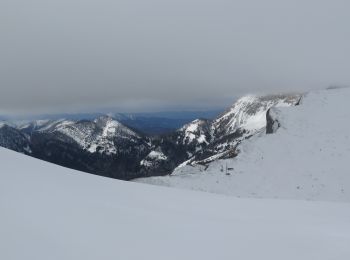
[
  {"left": 136, "top": 88, "right": 350, "bottom": 202},
  {"left": 1, "top": 147, "right": 350, "bottom": 260}
]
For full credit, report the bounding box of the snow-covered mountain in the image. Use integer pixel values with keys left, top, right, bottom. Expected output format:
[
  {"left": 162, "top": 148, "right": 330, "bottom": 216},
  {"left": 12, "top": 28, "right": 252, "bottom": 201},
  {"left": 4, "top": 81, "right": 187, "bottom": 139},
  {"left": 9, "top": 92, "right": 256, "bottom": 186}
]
[
  {"left": 143, "top": 93, "right": 300, "bottom": 177},
  {"left": 0, "top": 93, "right": 302, "bottom": 180},
  {"left": 32, "top": 116, "right": 145, "bottom": 155},
  {"left": 171, "top": 93, "right": 301, "bottom": 166},
  {"left": 28, "top": 116, "right": 151, "bottom": 179},
  {"left": 136, "top": 88, "right": 350, "bottom": 202},
  {"left": 212, "top": 94, "right": 301, "bottom": 137},
  {"left": 1, "top": 147, "right": 349, "bottom": 260},
  {"left": 2, "top": 116, "right": 160, "bottom": 179},
  {"left": 208, "top": 94, "right": 301, "bottom": 155}
]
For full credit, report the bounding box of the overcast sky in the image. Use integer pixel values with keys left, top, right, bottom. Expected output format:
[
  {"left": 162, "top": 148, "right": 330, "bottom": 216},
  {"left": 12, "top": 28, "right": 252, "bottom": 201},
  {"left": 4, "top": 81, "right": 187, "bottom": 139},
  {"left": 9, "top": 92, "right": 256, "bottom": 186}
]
[{"left": 1, "top": 0, "right": 350, "bottom": 114}]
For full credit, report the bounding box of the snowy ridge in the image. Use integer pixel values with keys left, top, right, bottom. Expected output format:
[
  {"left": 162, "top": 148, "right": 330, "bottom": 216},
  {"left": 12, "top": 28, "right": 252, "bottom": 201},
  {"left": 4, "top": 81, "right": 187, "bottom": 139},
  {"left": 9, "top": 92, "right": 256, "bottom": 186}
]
[
  {"left": 136, "top": 88, "right": 350, "bottom": 202},
  {"left": 212, "top": 94, "right": 300, "bottom": 137},
  {"left": 31, "top": 116, "right": 143, "bottom": 155},
  {"left": 17, "top": 120, "right": 47, "bottom": 130},
  {"left": 39, "top": 119, "right": 72, "bottom": 132},
  {"left": 54, "top": 120, "right": 97, "bottom": 150},
  {"left": 95, "top": 116, "right": 140, "bottom": 139}
]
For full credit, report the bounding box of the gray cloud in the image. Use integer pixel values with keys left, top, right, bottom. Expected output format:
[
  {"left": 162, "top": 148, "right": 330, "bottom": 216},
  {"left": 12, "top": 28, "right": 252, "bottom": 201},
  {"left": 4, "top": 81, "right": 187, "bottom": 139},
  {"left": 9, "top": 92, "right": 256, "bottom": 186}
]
[{"left": 1, "top": 0, "right": 350, "bottom": 114}]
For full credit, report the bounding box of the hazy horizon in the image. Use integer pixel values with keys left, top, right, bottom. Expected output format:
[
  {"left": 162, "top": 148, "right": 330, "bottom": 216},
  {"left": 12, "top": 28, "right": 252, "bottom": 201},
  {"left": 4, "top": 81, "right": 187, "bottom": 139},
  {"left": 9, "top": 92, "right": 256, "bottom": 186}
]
[{"left": 2, "top": 0, "right": 350, "bottom": 114}]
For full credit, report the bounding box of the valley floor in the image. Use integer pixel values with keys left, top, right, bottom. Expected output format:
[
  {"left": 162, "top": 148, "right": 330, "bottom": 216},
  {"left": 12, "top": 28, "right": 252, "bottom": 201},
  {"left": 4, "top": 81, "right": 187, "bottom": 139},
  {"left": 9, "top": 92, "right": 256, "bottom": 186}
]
[{"left": 1, "top": 147, "right": 350, "bottom": 260}]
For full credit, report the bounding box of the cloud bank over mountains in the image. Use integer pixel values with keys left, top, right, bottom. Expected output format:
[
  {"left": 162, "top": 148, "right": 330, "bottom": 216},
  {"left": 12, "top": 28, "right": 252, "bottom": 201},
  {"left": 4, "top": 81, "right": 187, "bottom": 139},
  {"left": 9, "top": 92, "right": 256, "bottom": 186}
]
[{"left": 1, "top": 0, "right": 350, "bottom": 114}]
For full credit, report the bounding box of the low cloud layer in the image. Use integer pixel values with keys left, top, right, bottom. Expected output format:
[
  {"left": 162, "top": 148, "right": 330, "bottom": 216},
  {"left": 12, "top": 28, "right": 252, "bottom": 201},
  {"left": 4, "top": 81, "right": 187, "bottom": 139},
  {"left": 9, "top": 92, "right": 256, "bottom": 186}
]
[{"left": 1, "top": 0, "right": 350, "bottom": 114}]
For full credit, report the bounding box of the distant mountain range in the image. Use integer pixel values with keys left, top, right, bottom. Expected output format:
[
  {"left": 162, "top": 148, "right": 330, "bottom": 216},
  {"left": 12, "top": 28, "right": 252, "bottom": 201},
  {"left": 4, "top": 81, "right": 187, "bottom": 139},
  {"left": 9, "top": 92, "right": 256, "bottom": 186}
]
[
  {"left": 0, "top": 95, "right": 300, "bottom": 180},
  {"left": 0, "top": 109, "right": 223, "bottom": 135}
]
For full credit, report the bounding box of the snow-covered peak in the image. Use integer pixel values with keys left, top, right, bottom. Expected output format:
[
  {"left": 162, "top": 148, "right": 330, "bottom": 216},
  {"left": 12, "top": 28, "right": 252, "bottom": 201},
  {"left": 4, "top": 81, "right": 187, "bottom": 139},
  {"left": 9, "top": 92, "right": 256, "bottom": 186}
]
[
  {"left": 212, "top": 94, "right": 301, "bottom": 137},
  {"left": 178, "top": 119, "right": 210, "bottom": 145},
  {"left": 88, "top": 116, "right": 143, "bottom": 155},
  {"left": 94, "top": 116, "right": 140, "bottom": 139}
]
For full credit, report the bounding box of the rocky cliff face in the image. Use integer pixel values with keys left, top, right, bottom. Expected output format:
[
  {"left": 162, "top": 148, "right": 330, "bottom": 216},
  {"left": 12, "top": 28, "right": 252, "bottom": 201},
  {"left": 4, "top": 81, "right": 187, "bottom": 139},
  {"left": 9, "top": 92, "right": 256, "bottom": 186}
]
[{"left": 266, "top": 108, "right": 281, "bottom": 134}]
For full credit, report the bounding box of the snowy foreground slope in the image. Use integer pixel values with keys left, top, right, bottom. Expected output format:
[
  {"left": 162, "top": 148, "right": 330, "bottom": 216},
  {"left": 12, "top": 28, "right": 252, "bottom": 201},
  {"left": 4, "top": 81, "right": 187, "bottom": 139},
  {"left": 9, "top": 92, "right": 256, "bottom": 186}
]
[
  {"left": 137, "top": 88, "right": 350, "bottom": 202},
  {"left": 1, "top": 148, "right": 350, "bottom": 260}
]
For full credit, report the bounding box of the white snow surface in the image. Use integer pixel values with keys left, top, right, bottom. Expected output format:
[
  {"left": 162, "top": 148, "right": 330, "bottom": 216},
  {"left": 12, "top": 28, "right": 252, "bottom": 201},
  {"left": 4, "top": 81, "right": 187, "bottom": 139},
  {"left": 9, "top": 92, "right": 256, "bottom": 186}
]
[
  {"left": 1, "top": 147, "right": 350, "bottom": 260},
  {"left": 136, "top": 88, "right": 350, "bottom": 202}
]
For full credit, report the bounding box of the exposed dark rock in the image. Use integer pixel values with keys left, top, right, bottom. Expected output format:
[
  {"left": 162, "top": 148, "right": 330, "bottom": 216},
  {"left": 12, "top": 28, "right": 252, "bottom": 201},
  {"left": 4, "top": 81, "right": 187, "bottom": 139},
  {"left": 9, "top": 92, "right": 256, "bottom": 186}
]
[{"left": 266, "top": 108, "right": 280, "bottom": 134}]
